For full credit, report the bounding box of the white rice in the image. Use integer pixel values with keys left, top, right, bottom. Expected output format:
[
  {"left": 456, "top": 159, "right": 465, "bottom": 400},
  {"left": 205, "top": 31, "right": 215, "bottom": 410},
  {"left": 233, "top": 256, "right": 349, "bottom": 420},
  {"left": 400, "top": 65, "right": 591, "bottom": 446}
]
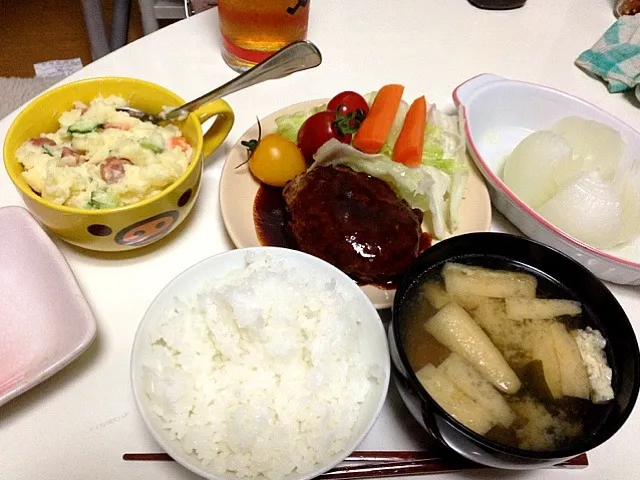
[{"left": 140, "top": 252, "right": 384, "bottom": 480}]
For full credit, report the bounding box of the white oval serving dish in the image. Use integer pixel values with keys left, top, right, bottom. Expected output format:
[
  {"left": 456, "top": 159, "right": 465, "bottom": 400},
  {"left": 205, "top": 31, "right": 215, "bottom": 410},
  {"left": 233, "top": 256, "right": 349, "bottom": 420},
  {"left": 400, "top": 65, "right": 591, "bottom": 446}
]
[{"left": 453, "top": 73, "right": 640, "bottom": 285}]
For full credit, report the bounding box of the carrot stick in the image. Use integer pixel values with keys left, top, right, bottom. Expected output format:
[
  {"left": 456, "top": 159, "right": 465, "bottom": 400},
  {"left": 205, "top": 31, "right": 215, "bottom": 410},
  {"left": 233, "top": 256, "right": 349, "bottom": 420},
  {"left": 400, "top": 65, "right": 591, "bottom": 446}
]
[
  {"left": 352, "top": 84, "right": 404, "bottom": 154},
  {"left": 392, "top": 96, "right": 427, "bottom": 167}
]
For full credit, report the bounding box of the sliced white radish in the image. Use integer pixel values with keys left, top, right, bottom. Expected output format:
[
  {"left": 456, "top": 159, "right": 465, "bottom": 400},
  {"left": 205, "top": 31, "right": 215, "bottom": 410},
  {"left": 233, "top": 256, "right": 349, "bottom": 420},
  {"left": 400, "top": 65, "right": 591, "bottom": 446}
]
[
  {"left": 503, "top": 130, "right": 580, "bottom": 208},
  {"left": 551, "top": 116, "right": 624, "bottom": 182},
  {"left": 537, "top": 171, "right": 640, "bottom": 249}
]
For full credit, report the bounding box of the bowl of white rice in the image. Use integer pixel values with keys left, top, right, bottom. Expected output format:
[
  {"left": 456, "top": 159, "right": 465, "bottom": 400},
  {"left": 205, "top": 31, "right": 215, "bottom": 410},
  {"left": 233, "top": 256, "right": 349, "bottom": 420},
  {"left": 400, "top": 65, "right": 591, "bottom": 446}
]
[{"left": 130, "top": 247, "right": 391, "bottom": 480}]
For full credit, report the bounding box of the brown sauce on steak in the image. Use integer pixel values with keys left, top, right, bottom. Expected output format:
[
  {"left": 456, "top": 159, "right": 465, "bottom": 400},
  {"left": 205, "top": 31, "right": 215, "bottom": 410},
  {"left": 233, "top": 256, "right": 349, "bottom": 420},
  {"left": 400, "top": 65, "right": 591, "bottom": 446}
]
[
  {"left": 253, "top": 184, "right": 296, "bottom": 248},
  {"left": 254, "top": 166, "right": 428, "bottom": 287}
]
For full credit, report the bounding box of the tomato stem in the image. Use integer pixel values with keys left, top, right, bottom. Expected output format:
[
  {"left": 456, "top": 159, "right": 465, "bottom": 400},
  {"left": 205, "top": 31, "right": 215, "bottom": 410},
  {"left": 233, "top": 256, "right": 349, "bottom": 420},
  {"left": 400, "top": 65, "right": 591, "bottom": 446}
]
[
  {"left": 333, "top": 107, "right": 366, "bottom": 136},
  {"left": 236, "top": 117, "right": 262, "bottom": 169}
]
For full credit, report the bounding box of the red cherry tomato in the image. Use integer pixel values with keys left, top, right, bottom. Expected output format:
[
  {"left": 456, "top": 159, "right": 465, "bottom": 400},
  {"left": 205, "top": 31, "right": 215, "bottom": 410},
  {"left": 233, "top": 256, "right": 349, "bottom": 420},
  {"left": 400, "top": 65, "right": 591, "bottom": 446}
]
[
  {"left": 327, "top": 91, "right": 370, "bottom": 117},
  {"left": 297, "top": 111, "right": 352, "bottom": 164}
]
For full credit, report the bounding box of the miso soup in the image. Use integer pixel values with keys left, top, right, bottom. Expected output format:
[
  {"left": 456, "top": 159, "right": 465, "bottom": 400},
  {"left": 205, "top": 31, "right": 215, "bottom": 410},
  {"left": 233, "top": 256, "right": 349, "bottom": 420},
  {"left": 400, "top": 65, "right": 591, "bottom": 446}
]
[{"left": 401, "top": 262, "right": 614, "bottom": 452}]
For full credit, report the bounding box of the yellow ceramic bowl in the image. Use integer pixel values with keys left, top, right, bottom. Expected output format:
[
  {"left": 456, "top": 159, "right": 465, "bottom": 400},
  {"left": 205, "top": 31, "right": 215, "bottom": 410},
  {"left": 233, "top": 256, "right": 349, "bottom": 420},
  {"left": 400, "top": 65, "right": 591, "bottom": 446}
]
[{"left": 3, "top": 77, "right": 234, "bottom": 252}]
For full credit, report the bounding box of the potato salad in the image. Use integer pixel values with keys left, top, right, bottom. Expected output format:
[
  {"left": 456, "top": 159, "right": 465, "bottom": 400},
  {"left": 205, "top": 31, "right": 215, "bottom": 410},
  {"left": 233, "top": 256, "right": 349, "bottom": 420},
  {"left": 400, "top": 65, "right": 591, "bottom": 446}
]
[{"left": 16, "top": 96, "right": 193, "bottom": 209}]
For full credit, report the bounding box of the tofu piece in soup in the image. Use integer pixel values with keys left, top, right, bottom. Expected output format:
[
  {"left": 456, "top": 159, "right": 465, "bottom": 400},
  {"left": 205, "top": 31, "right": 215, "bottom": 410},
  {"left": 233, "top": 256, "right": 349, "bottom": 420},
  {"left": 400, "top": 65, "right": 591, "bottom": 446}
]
[
  {"left": 571, "top": 328, "right": 614, "bottom": 404},
  {"left": 423, "top": 302, "right": 521, "bottom": 394},
  {"left": 505, "top": 298, "right": 582, "bottom": 320},
  {"left": 416, "top": 363, "right": 495, "bottom": 435},
  {"left": 443, "top": 263, "right": 537, "bottom": 299},
  {"left": 437, "top": 353, "right": 516, "bottom": 428}
]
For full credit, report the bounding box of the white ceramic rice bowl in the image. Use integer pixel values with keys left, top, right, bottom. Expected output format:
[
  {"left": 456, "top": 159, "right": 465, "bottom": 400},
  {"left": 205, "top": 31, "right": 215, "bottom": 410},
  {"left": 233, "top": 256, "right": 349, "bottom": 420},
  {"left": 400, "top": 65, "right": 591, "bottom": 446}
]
[
  {"left": 130, "top": 246, "right": 391, "bottom": 480},
  {"left": 454, "top": 73, "right": 640, "bottom": 285}
]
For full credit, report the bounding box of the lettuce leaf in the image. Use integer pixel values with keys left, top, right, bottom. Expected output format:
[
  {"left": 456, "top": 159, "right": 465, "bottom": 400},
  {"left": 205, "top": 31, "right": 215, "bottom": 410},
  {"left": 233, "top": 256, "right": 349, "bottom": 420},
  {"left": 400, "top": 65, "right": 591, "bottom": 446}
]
[
  {"left": 423, "top": 109, "right": 466, "bottom": 173},
  {"left": 448, "top": 108, "right": 470, "bottom": 231},
  {"left": 274, "top": 103, "right": 326, "bottom": 143}
]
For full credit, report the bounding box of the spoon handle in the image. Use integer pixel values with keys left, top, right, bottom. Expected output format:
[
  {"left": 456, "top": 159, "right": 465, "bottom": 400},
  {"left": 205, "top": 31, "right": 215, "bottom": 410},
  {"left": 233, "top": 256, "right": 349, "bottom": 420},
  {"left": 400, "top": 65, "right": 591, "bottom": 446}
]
[{"left": 164, "top": 41, "right": 322, "bottom": 121}]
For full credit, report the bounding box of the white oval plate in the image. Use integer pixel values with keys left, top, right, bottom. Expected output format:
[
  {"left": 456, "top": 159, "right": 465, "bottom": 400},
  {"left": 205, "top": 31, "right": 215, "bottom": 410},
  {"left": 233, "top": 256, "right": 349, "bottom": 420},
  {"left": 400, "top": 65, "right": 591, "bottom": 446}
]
[
  {"left": 220, "top": 99, "right": 492, "bottom": 309},
  {"left": 454, "top": 73, "right": 640, "bottom": 285}
]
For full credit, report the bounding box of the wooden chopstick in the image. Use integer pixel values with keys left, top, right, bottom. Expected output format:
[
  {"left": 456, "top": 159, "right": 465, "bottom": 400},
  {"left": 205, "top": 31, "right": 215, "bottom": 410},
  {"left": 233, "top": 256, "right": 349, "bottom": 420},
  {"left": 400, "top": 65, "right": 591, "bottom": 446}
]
[
  {"left": 122, "top": 450, "right": 589, "bottom": 478},
  {"left": 343, "top": 451, "right": 442, "bottom": 462},
  {"left": 123, "top": 453, "right": 173, "bottom": 461},
  {"left": 317, "top": 458, "right": 476, "bottom": 479},
  {"left": 316, "top": 454, "right": 588, "bottom": 479},
  {"left": 121, "top": 451, "right": 439, "bottom": 462}
]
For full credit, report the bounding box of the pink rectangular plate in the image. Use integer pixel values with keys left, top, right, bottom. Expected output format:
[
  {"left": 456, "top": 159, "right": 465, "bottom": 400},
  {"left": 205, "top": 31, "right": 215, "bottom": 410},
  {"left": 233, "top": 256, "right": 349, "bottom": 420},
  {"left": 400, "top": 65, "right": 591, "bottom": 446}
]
[{"left": 0, "top": 206, "right": 97, "bottom": 407}]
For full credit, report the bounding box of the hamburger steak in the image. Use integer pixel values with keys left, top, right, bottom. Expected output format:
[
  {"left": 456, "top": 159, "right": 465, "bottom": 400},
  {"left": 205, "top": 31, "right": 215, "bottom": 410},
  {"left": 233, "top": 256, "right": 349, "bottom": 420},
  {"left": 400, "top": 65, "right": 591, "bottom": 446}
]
[{"left": 282, "top": 166, "right": 424, "bottom": 284}]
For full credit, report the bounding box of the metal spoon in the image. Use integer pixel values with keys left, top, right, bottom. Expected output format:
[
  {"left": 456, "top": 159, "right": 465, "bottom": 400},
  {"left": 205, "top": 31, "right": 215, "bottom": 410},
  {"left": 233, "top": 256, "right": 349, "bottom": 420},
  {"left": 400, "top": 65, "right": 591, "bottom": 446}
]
[{"left": 116, "top": 40, "right": 322, "bottom": 124}]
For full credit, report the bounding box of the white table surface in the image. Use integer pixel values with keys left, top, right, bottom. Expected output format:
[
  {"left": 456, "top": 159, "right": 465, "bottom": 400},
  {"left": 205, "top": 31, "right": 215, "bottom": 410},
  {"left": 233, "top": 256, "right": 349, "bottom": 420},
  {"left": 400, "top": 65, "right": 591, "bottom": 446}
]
[{"left": 1, "top": 1, "right": 639, "bottom": 479}]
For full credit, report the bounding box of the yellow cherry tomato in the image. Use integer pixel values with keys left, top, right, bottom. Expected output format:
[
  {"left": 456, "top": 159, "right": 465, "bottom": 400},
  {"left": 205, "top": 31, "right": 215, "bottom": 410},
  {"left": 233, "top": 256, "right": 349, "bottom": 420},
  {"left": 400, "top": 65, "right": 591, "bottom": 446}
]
[{"left": 248, "top": 134, "right": 307, "bottom": 187}]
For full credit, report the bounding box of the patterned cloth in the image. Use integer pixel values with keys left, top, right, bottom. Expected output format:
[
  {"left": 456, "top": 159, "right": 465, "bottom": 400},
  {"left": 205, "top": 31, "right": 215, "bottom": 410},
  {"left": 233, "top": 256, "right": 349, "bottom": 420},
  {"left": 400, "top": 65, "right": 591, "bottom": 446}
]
[{"left": 575, "top": 14, "right": 640, "bottom": 93}]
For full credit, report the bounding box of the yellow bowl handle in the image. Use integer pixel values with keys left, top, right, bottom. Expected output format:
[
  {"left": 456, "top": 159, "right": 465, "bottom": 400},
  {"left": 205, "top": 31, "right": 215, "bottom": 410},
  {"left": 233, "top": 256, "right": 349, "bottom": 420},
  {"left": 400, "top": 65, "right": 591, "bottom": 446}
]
[{"left": 193, "top": 99, "right": 235, "bottom": 158}]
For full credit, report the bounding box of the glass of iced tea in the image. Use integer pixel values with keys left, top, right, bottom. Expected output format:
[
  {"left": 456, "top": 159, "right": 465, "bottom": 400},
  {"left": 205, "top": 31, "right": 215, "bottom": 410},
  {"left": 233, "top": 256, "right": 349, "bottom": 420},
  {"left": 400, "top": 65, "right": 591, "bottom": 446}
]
[{"left": 218, "top": 0, "right": 311, "bottom": 72}]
